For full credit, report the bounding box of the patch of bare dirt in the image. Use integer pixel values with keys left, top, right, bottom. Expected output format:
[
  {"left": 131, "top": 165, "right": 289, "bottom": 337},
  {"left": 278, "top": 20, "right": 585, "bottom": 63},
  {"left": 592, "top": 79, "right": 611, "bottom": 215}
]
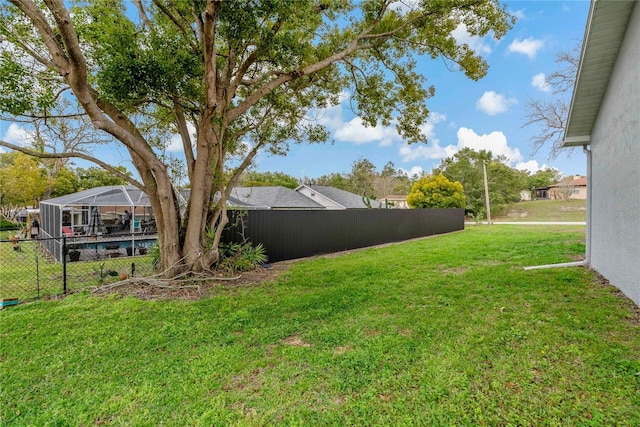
[
  {"left": 333, "top": 345, "right": 352, "bottom": 355},
  {"left": 88, "top": 261, "right": 292, "bottom": 301},
  {"left": 440, "top": 266, "right": 468, "bottom": 275},
  {"left": 505, "top": 208, "right": 529, "bottom": 218},
  {"left": 281, "top": 335, "right": 313, "bottom": 347}
]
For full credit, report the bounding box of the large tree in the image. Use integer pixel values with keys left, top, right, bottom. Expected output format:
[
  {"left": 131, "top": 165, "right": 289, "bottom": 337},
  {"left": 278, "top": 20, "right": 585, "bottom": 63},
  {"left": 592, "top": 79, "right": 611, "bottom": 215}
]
[
  {"left": 372, "top": 161, "right": 412, "bottom": 198},
  {"left": 435, "top": 148, "right": 525, "bottom": 216},
  {"left": 75, "top": 166, "right": 132, "bottom": 190},
  {"left": 527, "top": 167, "right": 562, "bottom": 190},
  {"left": 0, "top": 151, "right": 47, "bottom": 215},
  {"left": 345, "top": 157, "right": 377, "bottom": 199},
  {"left": 0, "top": 0, "right": 513, "bottom": 276}
]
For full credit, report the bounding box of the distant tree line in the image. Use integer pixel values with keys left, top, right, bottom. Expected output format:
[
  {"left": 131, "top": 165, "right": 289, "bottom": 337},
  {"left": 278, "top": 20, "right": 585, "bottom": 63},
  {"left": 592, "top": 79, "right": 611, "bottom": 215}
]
[
  {"left": 1, "top": 148, "right": 563, "bottom": 221},
  {"left": 0, "top": 151, "right": 130, "bottom": 220}
]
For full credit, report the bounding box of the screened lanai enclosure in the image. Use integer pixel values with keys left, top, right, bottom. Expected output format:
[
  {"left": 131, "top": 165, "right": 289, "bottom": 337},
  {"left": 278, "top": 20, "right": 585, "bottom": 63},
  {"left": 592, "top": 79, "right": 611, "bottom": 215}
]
[{"left": 39, "top": 186, "right": 159, "bottom": 262}]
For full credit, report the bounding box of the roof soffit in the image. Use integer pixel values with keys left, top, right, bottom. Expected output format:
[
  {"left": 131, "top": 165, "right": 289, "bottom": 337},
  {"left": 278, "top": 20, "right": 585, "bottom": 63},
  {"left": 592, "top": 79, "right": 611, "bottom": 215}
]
[{"left": 563, "top": 0, "right": 636, "bottom": 146}]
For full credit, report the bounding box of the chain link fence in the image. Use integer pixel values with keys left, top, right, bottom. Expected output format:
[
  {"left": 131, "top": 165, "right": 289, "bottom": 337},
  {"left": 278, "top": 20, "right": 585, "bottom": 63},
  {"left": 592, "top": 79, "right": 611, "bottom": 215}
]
[{"left": 0, "top": 234, "right": 157, "bottom": 303}]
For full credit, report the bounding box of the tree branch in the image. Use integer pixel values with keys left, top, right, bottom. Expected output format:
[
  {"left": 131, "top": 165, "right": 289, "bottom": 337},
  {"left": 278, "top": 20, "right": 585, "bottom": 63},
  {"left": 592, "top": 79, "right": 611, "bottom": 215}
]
[
  {"left": 151, "top": 0, "right": 200, "bottom": 52},
  {"left": 172, "top": 97, "right": 195, "bottom": 180},
  {"left": 0, "top": 140, "right": 144, "bottom": 189},
  {"left": 133, "top": 0, "right": 153, "bottom": 32}
]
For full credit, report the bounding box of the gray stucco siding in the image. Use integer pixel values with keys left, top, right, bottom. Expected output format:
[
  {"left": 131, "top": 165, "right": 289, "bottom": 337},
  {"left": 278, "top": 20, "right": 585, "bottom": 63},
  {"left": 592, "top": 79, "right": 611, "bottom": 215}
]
[{"left": 589, "top": 2, "right": 640, "bottom": 306}]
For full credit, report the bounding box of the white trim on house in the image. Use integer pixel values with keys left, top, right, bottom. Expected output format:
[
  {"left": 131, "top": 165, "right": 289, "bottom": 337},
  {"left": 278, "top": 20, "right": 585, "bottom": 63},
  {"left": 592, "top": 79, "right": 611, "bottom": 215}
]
[
  {"left": 295, "top": 185, "right": 347, "bottom": 210},
  {"left": 563, "top": 0, "right": 636, "bottom": 145}
]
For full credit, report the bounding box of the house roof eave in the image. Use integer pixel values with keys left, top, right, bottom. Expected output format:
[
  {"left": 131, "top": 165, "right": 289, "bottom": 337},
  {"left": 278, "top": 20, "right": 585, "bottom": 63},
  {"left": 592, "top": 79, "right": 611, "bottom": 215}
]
[{"left": 562, "top": 0, "right": 636, "bottom": 147}]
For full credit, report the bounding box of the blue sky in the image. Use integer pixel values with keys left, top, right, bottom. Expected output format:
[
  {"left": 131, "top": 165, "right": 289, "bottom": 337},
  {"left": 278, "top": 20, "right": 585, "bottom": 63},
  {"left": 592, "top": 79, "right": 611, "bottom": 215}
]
[
  {"left": 1, "top": 1, "right": 591, "bottom": 182},
  {"left": 253, "top": 0, "right": 591, "bottom": 180}
]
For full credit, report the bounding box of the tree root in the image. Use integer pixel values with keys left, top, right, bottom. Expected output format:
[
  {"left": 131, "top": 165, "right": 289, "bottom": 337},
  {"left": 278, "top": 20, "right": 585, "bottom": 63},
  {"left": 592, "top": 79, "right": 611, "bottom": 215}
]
[{"left": 90, "top": 271, "right": 242, "bottom": 295}]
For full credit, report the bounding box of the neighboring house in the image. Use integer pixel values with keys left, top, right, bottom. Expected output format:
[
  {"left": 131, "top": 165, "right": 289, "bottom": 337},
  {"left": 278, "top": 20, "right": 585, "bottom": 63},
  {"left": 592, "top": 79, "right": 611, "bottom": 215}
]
[
  {"left": 383, "top": 194, "right": 410, "bottom": 209},
  {"left": 547, "top": 177, "right": 588, "bottom": 200},
  {"left": 532, "top": 187, "right": 550, "bottom": 200},
  {"left": 229, "top": 186, "right": 325, "bottom": 210},
  {"left": 295, "top": 185, "right": 381, "bottom": 209},
  {"left": 562, "top": 0, "right": 639, "bottom": 305}
]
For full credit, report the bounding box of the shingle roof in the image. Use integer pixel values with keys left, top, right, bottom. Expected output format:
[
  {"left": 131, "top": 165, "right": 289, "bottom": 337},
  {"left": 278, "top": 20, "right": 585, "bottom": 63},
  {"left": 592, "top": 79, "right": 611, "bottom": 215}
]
[
  {"left": 549, "top": 178, "right": 587, "bottom": 187},
  {"left": 230, "top": 186, "right": 325, "bottom": 209},
  {"left": 307, "top": 185, "right": 381, "bottom": 209}
]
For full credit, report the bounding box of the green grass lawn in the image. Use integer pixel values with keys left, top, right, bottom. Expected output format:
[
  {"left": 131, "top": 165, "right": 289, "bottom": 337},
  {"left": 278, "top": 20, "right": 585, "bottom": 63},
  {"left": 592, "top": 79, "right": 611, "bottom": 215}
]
[
  {"left": 494, "top": 199, "right": 587, "bottom": 222},
  {"left": 1, "top": 226, "right": 638, "bottom": 426},
  {"left": 0, "top": 236, "right": 156, "bottom": 301}
]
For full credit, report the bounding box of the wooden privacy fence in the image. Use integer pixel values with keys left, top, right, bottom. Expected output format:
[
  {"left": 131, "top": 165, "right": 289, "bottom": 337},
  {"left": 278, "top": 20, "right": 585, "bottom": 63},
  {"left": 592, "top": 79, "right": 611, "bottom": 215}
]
[{"left": 222, "top": 208, "right": 464, "bottom": 262}]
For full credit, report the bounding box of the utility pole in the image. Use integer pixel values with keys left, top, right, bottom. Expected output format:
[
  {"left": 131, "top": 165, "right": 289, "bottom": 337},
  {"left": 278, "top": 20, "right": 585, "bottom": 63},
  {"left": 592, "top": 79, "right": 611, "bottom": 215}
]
[{"left": 483, "top": 161, "right": 491, "bottom": 225}]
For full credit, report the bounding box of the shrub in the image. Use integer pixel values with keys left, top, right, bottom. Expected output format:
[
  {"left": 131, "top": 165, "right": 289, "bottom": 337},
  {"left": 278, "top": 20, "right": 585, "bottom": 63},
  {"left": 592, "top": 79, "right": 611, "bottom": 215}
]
[
  {"left": 0, "top": 219, "right": 22, "bottom": 231},
  {"left": 216, "top": 242, "right": 267, "bottom": 274}
]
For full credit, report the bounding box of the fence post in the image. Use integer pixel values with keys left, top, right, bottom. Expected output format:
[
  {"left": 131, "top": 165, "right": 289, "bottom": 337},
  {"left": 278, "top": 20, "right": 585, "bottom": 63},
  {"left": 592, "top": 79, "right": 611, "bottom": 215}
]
[
  {"left": 62, "top": 235, "right": 67, "bottom": 294},
  {"left": 36, "top": 255, "right": 40, "bottom": 299}
]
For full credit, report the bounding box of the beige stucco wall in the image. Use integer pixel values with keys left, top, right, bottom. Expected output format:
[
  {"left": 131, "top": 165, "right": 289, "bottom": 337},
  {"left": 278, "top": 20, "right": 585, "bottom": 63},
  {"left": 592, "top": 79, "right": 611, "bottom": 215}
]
[{"left": 548, "top": 186, "right": 587, "bottom": 200}]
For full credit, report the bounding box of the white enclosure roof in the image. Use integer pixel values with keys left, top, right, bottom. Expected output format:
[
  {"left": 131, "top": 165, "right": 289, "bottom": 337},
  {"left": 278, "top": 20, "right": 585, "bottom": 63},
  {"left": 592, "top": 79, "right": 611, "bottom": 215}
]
[{"left": 40, "top": 186, "right": 151, "bottom": 207}]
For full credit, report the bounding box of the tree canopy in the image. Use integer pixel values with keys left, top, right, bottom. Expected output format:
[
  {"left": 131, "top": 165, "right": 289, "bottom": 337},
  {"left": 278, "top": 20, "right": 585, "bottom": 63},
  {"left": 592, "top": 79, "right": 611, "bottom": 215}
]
[
  {"left": 0, "top": 151, "right": 47, "bottom": 208},
  {"left": 0, "top": 0, "right": 514, "bottom": 275},
  {"left": 238, "top": 171, "right": 299, "bottom": 189},
  {"left": 309, "top": 159, "right": 414, "bottom": 199},
  {"left": 527, "top": 167, "right": 562, "bottom": 190},
  {"left": 407, "top": 174, "right": 465, "bottom": 209},
  {"left": 434, "top": 148, "right": 526, "bottom": 216}
]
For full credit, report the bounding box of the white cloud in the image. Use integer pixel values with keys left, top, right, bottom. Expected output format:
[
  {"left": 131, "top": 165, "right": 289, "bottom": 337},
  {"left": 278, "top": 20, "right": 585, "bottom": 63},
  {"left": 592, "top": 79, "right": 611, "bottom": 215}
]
[
  {"left": 451, "top": 23, "right": 492, "bottom": 55},
  {"left": 511, "top": 9, "right": 526, "bottom": 20},
  {"left": 475, "top": 91, "right": 517, "bottom": 116},
  {"left": 3, "top": 123, "right": 35, "bottom": 146},
  {"left": 399, "top": 112, "right": 453, "bottom": 161},
  {"left": 508, "top": 37, "right": 544, "bottom": 59},
  {"left": 514, "top": 160, "right": 548, "bottom": 173},
  {"left": 531, "top": 73, "right": 551, "bottom": 92},
  {"left": 313, "top": 92, "right": 350, "bottom": 131},
  {"left": 166, "top": 122, "right": 197, "bottom": 152},
  {"left": 399, "top": 141, "right": 458, "bottom": 162},
  {"left": 398, "top": 165, "right": 425, "bottom": 178},
  {"left": 398, "top": 125, "right": 548, "bottom": 176},
  {"left": 334, "top": 117, "right": 401, "bottom": 146},
  {"left": 456, "top": 127, "right": 523, "bottom": 165},
  {"left": 419, "top": 111, "right": 447, "bottom": 141}
]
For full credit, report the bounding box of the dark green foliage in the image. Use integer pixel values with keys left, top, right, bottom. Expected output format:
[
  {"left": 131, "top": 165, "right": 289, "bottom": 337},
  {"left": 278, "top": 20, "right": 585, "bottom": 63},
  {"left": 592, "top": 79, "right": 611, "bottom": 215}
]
[
  {"left": 239, "top": 171, "right": 300, "bottom": 189},
  {"left": 148, "top": 243, "right": 160, "bottom": 272},
  {"left": 0, "top": 218, "right": 21, "bottom": 231},
  {"left": 435, "top": 148, "right": 527, "bottom": 216},
  {"left": 216, "top": 242, "right": 268, "bottom": 274},
  {"left": 75, "top": 166, "right": 131, "bottom": 190},
  {"left": 527, "top": 167, "right": 563, "bottom": 189}
]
